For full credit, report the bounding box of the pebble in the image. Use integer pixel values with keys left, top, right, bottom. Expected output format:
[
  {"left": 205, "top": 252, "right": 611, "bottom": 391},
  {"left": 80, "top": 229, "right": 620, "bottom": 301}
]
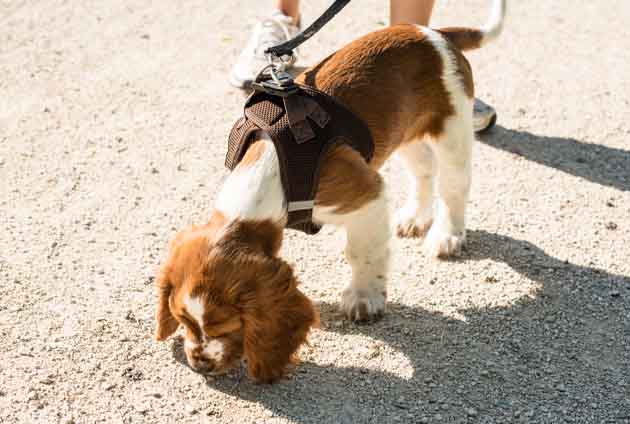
[
  {"left": 186, "top": 405, "right": 198, "bottom": 415},
  {"left": 605, "top": 221, "right": 618, "bottom": 230},
  {"left": 466, "top": 407, "right": 478, "bottom": 417}
]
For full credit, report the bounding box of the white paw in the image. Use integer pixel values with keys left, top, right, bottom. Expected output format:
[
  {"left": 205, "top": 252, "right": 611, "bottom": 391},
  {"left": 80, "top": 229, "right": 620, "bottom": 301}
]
[
  {"left": 394, "top": 207, "right": 433, "bottom": 239},
  {"left": 340, "top": 287, "right": 386, "bottom": 322},
  {"left": 422, "top": 225, "right": 466, "bottom": 258}
]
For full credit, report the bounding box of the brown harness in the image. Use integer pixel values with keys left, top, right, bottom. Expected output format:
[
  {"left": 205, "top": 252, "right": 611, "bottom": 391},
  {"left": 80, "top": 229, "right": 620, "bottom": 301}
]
[{"left": 225, "top": 84, "right": 374, "bottom": 234}]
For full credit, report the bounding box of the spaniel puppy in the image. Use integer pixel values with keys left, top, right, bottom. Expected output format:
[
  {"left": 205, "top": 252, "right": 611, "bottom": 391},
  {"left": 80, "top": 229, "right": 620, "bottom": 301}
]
[{"left": 156, "top": 0, "right": 506, "bottom": 383}]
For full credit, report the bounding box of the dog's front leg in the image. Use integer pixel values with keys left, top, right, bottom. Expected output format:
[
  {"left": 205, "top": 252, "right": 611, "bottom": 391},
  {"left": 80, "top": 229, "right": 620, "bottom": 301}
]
[
  {"left": 314, "top": 147, "right": 391, "bottom": 321},
  {"left": 339, "top": 192, "right": 390, "bottom": 321}
]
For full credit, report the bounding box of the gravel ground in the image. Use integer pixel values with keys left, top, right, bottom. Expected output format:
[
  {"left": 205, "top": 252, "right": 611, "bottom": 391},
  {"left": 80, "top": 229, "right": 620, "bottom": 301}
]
[{"left": 1, "top": 1, "right": 629, "bottom": 423}]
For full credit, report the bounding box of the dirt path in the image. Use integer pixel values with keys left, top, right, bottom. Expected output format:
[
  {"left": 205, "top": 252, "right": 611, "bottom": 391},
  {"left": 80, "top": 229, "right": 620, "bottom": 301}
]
[{"left": 1, "top": 1, "right": 629, "bottom": 423}]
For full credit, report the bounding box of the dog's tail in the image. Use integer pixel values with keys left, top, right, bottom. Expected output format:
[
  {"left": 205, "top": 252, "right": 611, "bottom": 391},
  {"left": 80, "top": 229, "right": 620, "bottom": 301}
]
[{"left": 437, "top": 0, "right": 506, "bottom": 51}]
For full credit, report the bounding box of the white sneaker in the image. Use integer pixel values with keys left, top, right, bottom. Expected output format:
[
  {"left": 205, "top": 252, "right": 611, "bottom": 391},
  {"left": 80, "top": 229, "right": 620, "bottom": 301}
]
[
  {"left": 229, "top": 11, "right": 300, "bottom": 89},
  {"left": 473, "top": 98, "right": 497, "bottom": 133}
]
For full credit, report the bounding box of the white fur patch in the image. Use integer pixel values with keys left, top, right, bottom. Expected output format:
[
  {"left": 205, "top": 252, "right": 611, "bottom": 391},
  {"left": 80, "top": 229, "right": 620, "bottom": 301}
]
[
  {"left": 216, "top": 136, "right": 286, "bottom": 222},
  {"left": 480, "top": 0, "right": 506, "bottom": 46},
  {"left": 202, "top": 339, "right": 224, "bottom": 362},
  {"left": 415, "top": 27, "right": 474, "bottom": 257},
  {"left": 184, "top": 338, "right": 199, "bottom": 351},
  {"left": 183, "top": 294, "right": 205, "bottom": 331}
]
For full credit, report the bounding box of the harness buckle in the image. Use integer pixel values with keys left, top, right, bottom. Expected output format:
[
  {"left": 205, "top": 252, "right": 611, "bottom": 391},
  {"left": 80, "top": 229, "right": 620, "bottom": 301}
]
[{"left": 252, "top": 64, "right": 299, "bottom": 97}]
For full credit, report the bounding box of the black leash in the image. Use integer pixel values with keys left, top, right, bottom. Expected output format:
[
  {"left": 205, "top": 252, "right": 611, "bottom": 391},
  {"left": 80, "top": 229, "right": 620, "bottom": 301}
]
[
  {"left": 253, "top": 0, "right": 351, "bottom": 96},
  {"left": 264, "top": 0, "right": 352, "bottom": 58}
]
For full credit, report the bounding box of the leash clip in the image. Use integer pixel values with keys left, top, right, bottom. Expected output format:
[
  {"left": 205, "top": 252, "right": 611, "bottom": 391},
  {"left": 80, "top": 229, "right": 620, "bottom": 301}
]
[{"left": 252, "top": 63, "right": 299, "bottom": 97}]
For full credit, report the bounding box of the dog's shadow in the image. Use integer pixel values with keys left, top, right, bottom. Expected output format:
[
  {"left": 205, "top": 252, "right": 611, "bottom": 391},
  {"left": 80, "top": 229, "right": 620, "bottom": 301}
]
[
  {"left": 170, "top": 229, "right": 630, "bottom": 422},
  {"left": 479, "top": 126, "right": 630, "bottom": 192}
]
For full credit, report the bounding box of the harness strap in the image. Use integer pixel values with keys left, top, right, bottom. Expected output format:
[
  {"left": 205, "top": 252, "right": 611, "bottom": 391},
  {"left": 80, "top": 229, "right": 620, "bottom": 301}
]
[{"left": 226, "top": 84, "right": 374, "bottom": 235}]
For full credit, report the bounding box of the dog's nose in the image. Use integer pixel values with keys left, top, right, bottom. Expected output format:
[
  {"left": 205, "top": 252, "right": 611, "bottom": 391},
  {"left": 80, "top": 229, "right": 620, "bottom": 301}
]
[{"left": 191, "top": 358, "right": 215, "bottom": 373}]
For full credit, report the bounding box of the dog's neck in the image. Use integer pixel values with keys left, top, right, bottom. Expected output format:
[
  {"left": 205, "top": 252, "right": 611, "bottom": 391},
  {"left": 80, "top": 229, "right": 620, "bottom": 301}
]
[{"left": 213, "top": 136, "right": 286, "bottom": 252}]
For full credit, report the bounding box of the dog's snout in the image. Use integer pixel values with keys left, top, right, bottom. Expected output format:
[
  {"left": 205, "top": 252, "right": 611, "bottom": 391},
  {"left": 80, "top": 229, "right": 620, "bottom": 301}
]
[{"left": 190, "top": 356, "right": 216, "bottom": 373}]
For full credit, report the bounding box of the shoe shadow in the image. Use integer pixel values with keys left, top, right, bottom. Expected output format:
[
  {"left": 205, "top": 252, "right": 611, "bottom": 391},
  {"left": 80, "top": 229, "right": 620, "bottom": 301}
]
[
  {"left": 171, "top": 230, "right": 630, "bottom": 422},
  {"left": 479, "top": 126, "right": 630, "bottom": 192}
]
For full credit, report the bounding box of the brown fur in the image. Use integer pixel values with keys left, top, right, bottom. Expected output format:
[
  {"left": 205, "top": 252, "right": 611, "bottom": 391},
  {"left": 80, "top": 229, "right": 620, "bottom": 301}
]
[
  {"left": 439, "top": 27, "right": 484, "bottom": 52},
  {"left": 315, "top": 144, "right": 384, "bottom": 214},
  {"left": 239, "top": 136, "right": 267, "bottom": 167},
  {"left": 296, "top": 24, "right": 474, "bottom": 214},
  {"left": 155, "top": 215, "right": 318, "bottom": 383}
]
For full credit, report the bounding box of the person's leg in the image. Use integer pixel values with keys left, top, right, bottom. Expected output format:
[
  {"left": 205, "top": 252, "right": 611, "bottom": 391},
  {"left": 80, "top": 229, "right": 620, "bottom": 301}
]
[
  {"left": 229, "top": 0, "right": 301, "bottom": 89},
  {"left": 389, "top": 0, "right": 497, "bottom": 132},
  {"left": 274, "top": 0, "right": 299, "bottom": 25},
  {"left": 390, "top": 0, "right": 435, "bottom": 26}
]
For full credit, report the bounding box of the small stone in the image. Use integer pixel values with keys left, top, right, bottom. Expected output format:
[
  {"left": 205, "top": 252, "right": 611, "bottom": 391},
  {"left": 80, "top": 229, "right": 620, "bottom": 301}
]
[
  {"left": 610, "top": 290, "right": 620, "bottom": 297},
  {"left": 186, "top": 405, "right": 198, "bottom": 415},
  {"left": 605, "top": 221, "right": 618, "bottom": 230},
  {"left": 466, "top": 407, "right": 478, "bottom": 417},
  {"left": 151, "top": 393, "right": 162, "bottom": 398}
]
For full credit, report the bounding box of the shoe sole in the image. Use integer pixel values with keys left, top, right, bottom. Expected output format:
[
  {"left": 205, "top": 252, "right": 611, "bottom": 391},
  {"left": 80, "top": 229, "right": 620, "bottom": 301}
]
[{"left": 475, "top": 112, "right": 497, "bottom": 134}]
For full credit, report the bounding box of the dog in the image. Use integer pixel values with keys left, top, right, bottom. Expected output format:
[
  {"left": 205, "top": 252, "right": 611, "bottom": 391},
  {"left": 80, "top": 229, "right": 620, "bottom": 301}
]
[{"left": 155, "top": 0, "right": 506, "bottom": 383}]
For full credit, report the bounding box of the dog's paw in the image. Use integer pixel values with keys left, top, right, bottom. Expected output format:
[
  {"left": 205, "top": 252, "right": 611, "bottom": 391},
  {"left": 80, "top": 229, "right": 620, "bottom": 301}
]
[
  {"left": 422, "top": 226, "right": 465, "bottom": 258},
  {"left": 394, "top": 207, "right": 433, "bottom": 239},
  {"left": 340, "top": 287, "right": 386, "bottom": 322}
]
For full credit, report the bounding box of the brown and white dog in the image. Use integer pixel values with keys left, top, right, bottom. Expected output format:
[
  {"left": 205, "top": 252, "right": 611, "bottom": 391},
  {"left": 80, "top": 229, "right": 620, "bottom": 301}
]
[{"left": 155, "top": 0, "right": 506, "bottom": 383}]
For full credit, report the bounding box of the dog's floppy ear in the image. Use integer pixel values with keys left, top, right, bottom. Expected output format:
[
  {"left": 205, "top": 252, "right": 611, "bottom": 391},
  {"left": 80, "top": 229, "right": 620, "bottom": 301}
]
[
  {"left": 154, "top": 270, "right": 179, "bottom": 341},
  {"left": 238, "top": 258, "right": 318, "bottom": 383}
]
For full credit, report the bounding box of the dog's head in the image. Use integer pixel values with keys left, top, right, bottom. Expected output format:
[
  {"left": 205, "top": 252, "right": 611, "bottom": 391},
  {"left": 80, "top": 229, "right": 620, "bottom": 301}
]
[{"left": 154, "top": 214, "right": 317, "bottom": 383}]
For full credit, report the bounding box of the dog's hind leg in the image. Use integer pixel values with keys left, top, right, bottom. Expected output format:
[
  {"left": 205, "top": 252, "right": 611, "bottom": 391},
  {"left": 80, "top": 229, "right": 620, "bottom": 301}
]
[
  {"left": 394, "top": 140, "right": 435, "bottom": 239},
  {"left": 314, "top": 146, "right": 391, "bottom": 321},
  {"left": 423, "top": 111, "right": 473, "bottom": 258}
]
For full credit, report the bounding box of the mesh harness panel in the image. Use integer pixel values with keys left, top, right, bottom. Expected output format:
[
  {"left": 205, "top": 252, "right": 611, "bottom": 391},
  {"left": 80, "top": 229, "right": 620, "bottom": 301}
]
[{"left": 225, "top": 84, "right": 374, "bottom": 234}]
